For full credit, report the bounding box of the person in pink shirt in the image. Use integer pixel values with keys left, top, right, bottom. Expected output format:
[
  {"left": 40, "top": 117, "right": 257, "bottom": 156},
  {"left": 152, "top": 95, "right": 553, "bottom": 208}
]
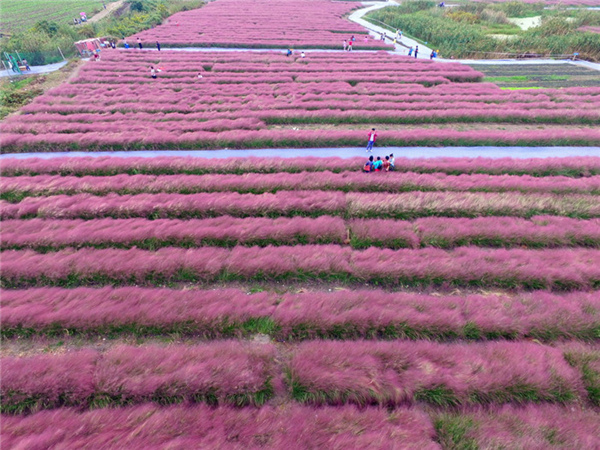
[{"left": 366, "top": 128, "right": 377, "bottom": 152}]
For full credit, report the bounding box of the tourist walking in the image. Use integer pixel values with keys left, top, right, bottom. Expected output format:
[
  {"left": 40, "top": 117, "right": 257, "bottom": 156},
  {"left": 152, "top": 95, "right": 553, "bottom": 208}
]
[
  {"left": 343, "top": 40, "right": 347, "bottom": 51},
  {"left": 156, "top": 41, "right": 161, "bottom": 51},
  {"left": 408, "top": 46, "right": 413, "bottom": 56},
  {"left": 366, "top": 128, "right": 377, "bottom": 152},
  {"left": 414, "top": 45, "right": 419, "bottom": 58},
  {"left": 137, "top": 38, "right": 143, "bottom": 50}
]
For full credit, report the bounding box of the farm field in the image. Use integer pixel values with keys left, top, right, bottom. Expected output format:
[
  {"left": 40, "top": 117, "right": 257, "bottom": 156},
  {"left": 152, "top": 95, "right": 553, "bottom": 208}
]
[
  {"left": 2, "top": 155, "right": 600, "bottom": 448},
  {"left": 470, "top": 63, "right": 600, "bottom": 88},
  {"left": 2, "top": 50, "right": 600, "bottom": 152},
  {"left": 0, "top": 0, "right": 118, "bottom": 32}
]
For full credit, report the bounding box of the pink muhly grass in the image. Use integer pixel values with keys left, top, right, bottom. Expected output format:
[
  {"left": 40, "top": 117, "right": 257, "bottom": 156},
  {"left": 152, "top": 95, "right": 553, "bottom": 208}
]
[
  {"left": 5, "top": 171, "right": 597, "bottom": 197},
  {"left": 0, "top": 216, "right": 347, "bottom": 249},
  {"left": 288, "top": 341, "right": 584, "bottom": 406},
  {"left": 2, "top": 191, "right": 599, "bottom": 220},
  {"left": 0, "top": 350, "right": 98, "bottom": 412},
  {"left": 0, "top": 404, "right": 438, "bottom": 449},
  {"left": 2, "top": 246, "right": 599, "bottom": 289},
  {"left": 1, "top": 341, "right": 276, "bottom": 412},
  {"left": 2, "top": 288, "right": 598, "bottom": 341},
  {"left": 435, "top": 404, "right": 600, "bottom": 449}
]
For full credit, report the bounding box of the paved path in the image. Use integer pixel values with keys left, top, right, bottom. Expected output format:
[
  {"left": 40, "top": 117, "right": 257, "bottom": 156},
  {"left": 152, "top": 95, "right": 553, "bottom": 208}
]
[
  {"left": 2, "top": 147, "right": 599, "bottom": 160},
  {"left": 0, "top": 60, "right": 68, "bottom": 78}
]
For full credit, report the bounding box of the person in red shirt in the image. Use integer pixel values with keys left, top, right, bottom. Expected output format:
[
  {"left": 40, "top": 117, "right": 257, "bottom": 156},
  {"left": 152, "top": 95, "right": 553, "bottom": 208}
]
[{"left": 366, "top": 128, "right": 377, "bottom": 152}]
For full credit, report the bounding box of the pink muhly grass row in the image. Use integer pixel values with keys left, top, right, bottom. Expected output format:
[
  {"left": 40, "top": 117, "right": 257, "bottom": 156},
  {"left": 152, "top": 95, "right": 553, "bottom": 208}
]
[
  {"left": 2, "top": 191, "right": 599, "bottom": 220},
  {"left": 2, "top": 287, "right": 599, "bottom": 341},
  {"left": 350, "top": 216, "right": 600, "bottom": 249},
  {"left": 127, "top": 0, "right": 393, "bottom": 49},
  {"left": 0, "top": 341, "right": 275, "bottom": 413},
  {"left": 2, "top": 216, "right": 599, "bottom": 251},
  {"left": 3, "top": 156, "right": 598, "bottom": 177},
  {"left": 435, "top": 404, "right": 600, "bottom": 449},
  {"left": 0, "top": 217, "right": 347, "bottom": 249},
  {"left": 3, "top": 171, "right": 600, "bottom": 198},
  {"left": 561, "top": 342, "right": 600, "bottom": 406},
  {"left": 0, "top": 404, "right": 438, "bottom": 450},
  {"left": 2, "top": 246, "right": 599, "bottom": 290},
  {"left": 288, "top": 340, "right": 584, "bottom": 406}
]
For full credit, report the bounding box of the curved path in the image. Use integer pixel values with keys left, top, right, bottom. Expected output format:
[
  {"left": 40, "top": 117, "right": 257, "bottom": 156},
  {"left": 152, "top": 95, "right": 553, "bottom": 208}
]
[
  {"left": 2, "top": 147, "right": 599, "bottom": 160},
  {"left": 350, "top": 1, "right": 600, "bottom": 71}
]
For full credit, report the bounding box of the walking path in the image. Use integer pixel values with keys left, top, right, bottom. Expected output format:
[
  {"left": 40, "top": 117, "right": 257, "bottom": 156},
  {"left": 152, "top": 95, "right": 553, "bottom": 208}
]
[
  {"left": 2, "top": 147, "right": 599, "bottom": 160},
  {"left": 0, "top": 60, "right": 68, "bottom": 78},
  {"left": 86, "top": 0, "right": 125, "bottom": 24}
]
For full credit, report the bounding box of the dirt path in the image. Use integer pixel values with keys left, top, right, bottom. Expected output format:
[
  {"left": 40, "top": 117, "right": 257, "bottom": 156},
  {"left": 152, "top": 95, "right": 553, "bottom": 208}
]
[{"left": 87, "top": 0, "right": 125, "bottom": 24}]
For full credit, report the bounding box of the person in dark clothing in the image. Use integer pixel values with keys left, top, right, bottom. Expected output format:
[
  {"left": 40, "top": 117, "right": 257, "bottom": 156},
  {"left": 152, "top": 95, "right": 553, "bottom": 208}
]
[
  {"left": 137, "top": 37, "right": 143, "bottom": 49},
  {"left": 156, "top": 41, "right": 161, "bottom": 51},
  {"left": 363, "top": 155, "right": 374, "bottom": 173},
  {"left": 414, "top": 45, "right": 419, "bottom": 58}
]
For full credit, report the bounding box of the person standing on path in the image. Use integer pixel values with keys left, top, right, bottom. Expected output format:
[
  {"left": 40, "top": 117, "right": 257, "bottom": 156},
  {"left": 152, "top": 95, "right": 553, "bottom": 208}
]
[
  {"left": 408, "top": 46, "right": 413, "bottom": 56},
  {"left": 156, "top": 41, "right": 161, "bottom": 51},
  {"left": 366, "top": 128, "right": 377, "bottom": 152},
  {"left": 137, "top": 38, "right": 143, "bottom": 50},
  {"left": 348, "top": 40, "right": 353, "bottom": 51},
  {"left": 414, "top": 45, "right": 419, "bottom": 58},
  {"left": 343, "top": 40, "right": 347, "bottom": 51}
]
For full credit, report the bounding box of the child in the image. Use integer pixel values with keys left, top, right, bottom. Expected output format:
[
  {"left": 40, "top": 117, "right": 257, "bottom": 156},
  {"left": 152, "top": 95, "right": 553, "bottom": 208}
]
[
  {"left": 373, "top": 156, "right": 383, "bottom": 172},
  {"left": 363, "top": 155, "right": 374, "bottom": 173},
  {"left": 150, "top": 65, "right": 161, "bottom": 79},
  {"left": 389, "top": 153, "right": 395, "bottom": 171},
  {"left": 383, "top": 156, "right": 391, "bottom": 172}
]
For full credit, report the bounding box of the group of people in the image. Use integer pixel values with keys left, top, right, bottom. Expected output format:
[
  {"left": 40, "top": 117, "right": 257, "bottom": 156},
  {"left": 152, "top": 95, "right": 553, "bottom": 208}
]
[
  {"left": 363, "top": 128, "right": 395, "bottom": 172},
  {"left": 342, "top": 36, "right": 356, "bottom": 51},
  {"left": 363, "top": 154, "right": 395, "bottom": 172},
  {"left": 286, "top": 49, "right": 306, "bottom": 58}
]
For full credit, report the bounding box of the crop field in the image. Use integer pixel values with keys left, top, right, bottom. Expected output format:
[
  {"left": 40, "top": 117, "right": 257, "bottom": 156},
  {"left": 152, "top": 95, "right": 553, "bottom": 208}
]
[
  {"left": 471, "top": 64, "right": 600, "bottom": 89},
  {"left": 2, "top": 155, "right": 600, "bottom": 448},
  {"left": 0, "top": 0, "right": 118, "bottom": 32},
  {"left": 2, "top": 50, "right": 600, "bottom": 152},
  {"left": 128, "top": 0, "right": 390, "bottom": 49}
]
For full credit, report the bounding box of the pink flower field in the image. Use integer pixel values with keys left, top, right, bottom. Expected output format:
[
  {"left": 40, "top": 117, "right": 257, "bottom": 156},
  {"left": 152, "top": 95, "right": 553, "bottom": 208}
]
[
  {"left": 2, "top": 155, "right": 600, "bottom": 447},
  {"left": 128, "top": 0, "right": 392, "bottom": 50},
  {"left": 2, "top": 51, "right": 600, "bottom": 152},
  {"left": 2, "top": 0, "right": 600, "bottom": 447}
]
